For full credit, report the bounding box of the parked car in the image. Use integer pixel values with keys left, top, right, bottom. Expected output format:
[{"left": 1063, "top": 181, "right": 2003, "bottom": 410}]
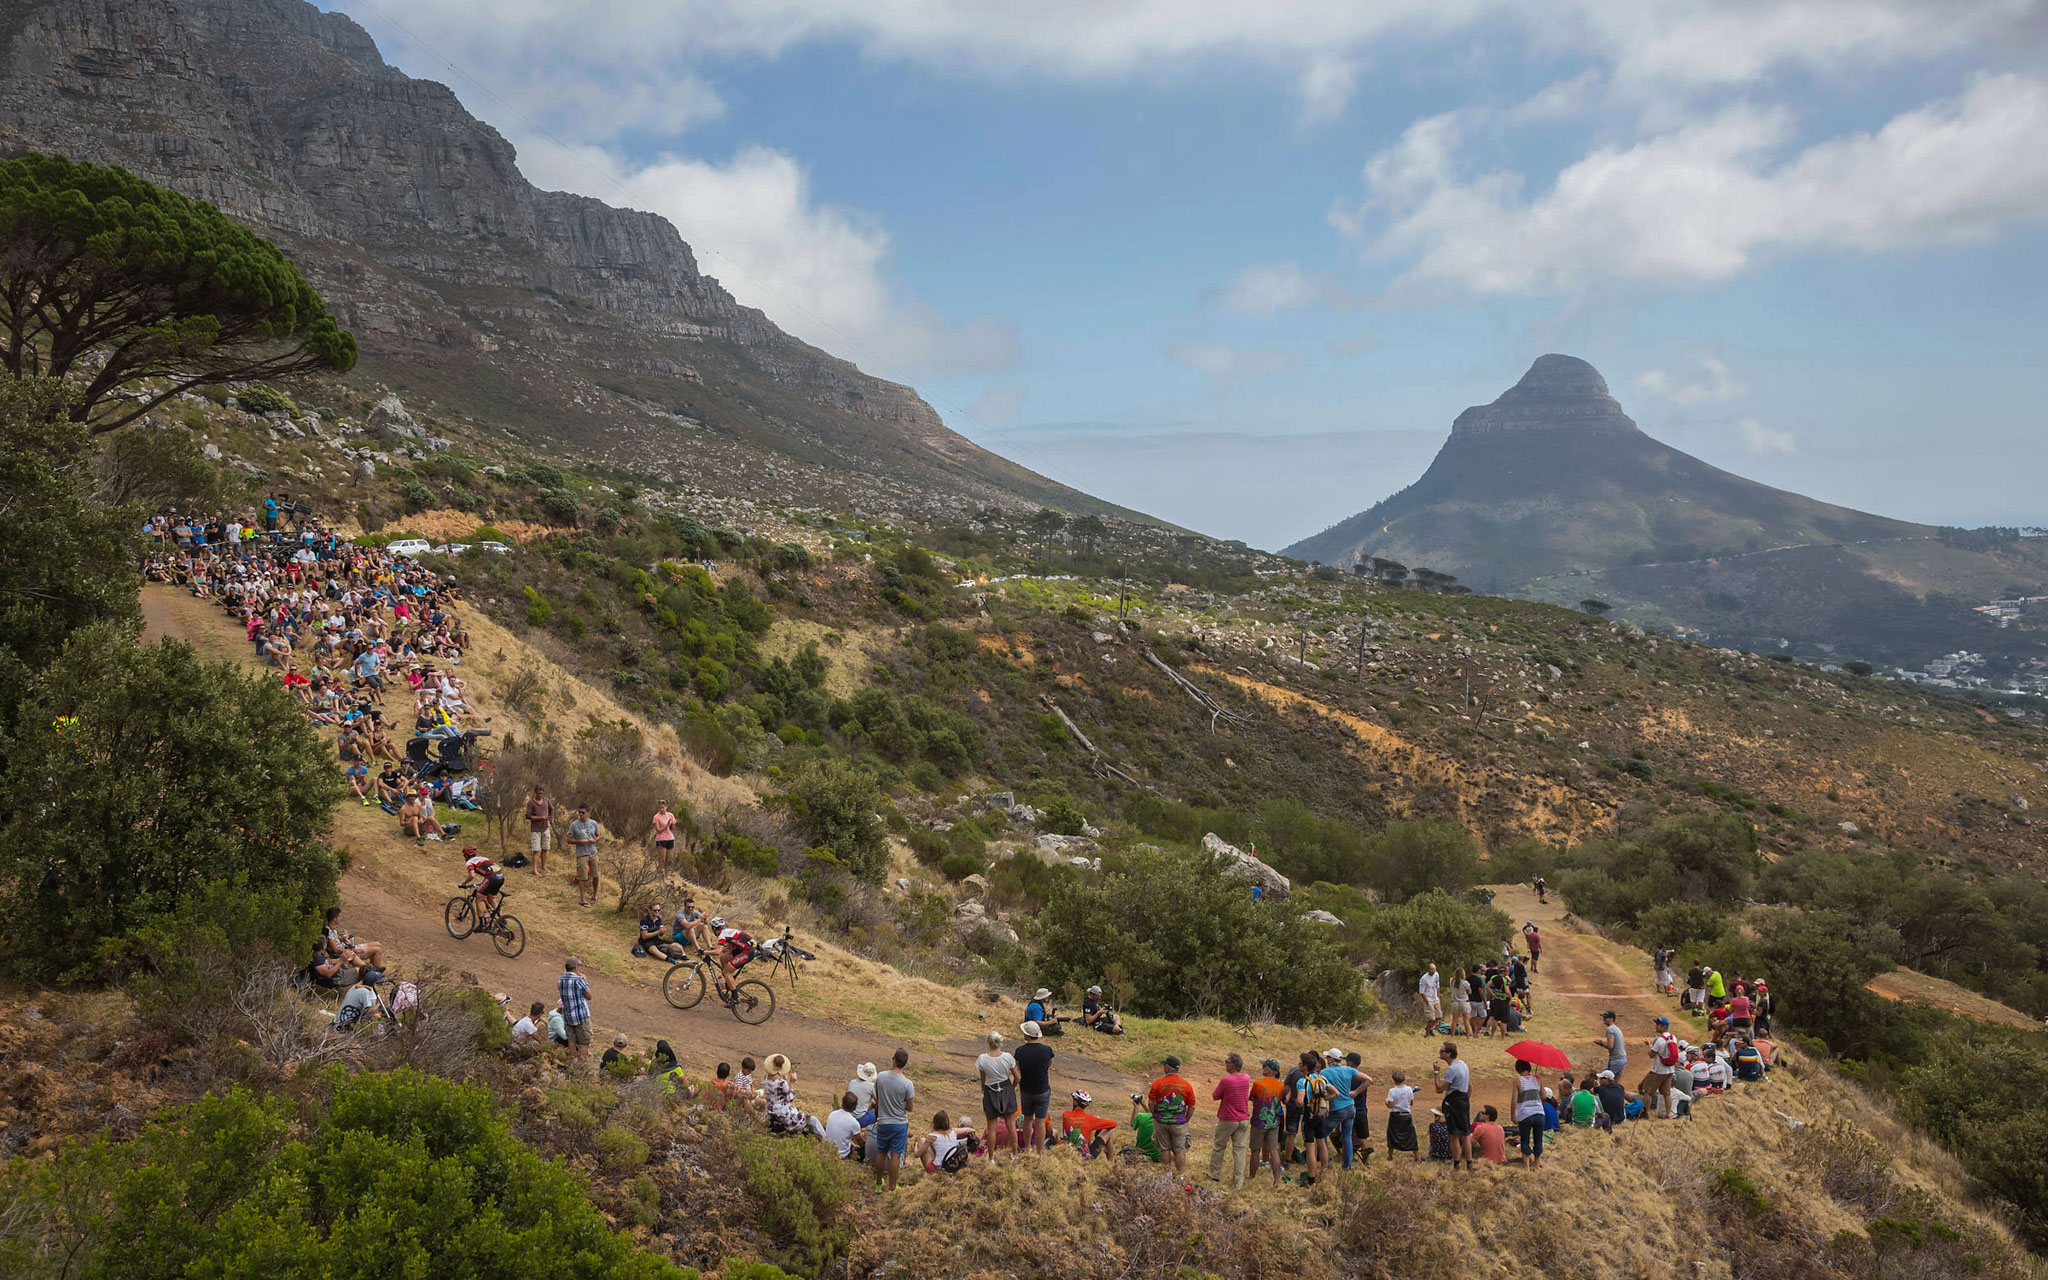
[
  {"left": 386, "top": 538, "right": 431, "bottom": 557},
  {"left": 478, "top": 540, "right": 512, "bottom": 554},
  {"left": 432, "top": 542, "right": 472, "bottom": 556}
]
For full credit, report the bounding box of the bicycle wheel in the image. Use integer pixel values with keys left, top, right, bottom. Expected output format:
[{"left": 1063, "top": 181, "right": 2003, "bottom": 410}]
[
  {"left": 444, "top": 896, "right": 476, "bottom": 939},
  {"left": 663, "top": 963, "right": 708, "bottom": 1010},
  {"left": 491, "top": 914, "right": 526, "bottom": 958},
  {"left": 729, "top": 979, "right": 776, "bottom": 1025}
]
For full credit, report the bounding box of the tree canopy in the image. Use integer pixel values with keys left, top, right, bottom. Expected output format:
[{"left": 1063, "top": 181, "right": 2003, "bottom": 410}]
[
  {"left": 0, "top": 626, "right": 343, "bottom": 981},
  {"left": 0, "top": 153, "right": 357, "bottom": 432}
]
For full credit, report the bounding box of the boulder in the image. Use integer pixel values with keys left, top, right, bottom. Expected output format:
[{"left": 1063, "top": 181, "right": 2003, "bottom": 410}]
[
  {"left": 959, "top": 917, "right": 1019, "bottom": 946},
  {"left": 269, "top": 413, "right": 304, "bottom": 437},
  {"left": 1036, "top": 833, "right": 1095, "bottom": 856},
  {"left": 1067, "top": 856, "right": 1093, "bottom": 869},
  {"left": 962, "top": 873, "right": 990, "bottom": 894},
  {"left": 354, "top": 459, "right": 376, "bottom": 480},
  {"left": 426, "top": 436, "right": 452, "bottom": 452},
  {"left": 367, "top": 393, "right": 425, "bottom": 439},
  {"left": 894, "top": 878, "right": 912, "bottom": 893},
  {"left": 1009, "top": 804, "right": 1044, "bottom": 825},
  {"left": 981, "top": 791, "right": 1015, "bottom": 811},
  {"left": 1304, "top": 909, "right": 1344, "bottom": 925},
  {"left": 299, "top": 414, "right": 324, "bottom": 437},
  {"left": 201, "top": 442, "right": 222, "bottom": 461},
  {"left": 953, "top": 899, "right": 986, "bottom": 919},
  {"left": 1201, "top": 832, "right": 1291, "bottom": 901}
]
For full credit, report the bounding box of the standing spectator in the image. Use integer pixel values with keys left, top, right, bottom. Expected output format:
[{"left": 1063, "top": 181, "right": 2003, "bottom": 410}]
[
  {"left": 1524, "top": 922, "right": 1543, "bottom": 973},
  {"left": 1705, "top": 965, "right": 1727, "bottom": 1008},
  {"left": 1433, "top": 1042, "right": 1473, "bottom": 1171},
  {"left": 557, "top": 956, "right": 592, "bottom": 1064},
  {"left": 524, "top": 785, "right": 554, "bottom": 878},
  {"left": 1449, "top": 967, "right": 1472, "bottom": 1037},
  {"left": 567, "top": 804, "right": 600, "bottom": 906},
  {"left": 651, "top": 800, "right": 679, "bottom": 872},
  {"left": 1653, "top": 945, "right": 1675, "bottom": 994},
  {"left": 1345, "top": 1052, "right": 1374, "bottom": 1162},
  {"left": 1418, "top": 963, "right": 1442, "bottom": 1035},
  {"left": 1292, "top": 1050, "right": 1332, "bottom": 1187},
  {"left": 1246, "top": 1058, "right": 1286, "bottom": 1186},
  {"left": 1471, "top": 1105, "right": 1509, "bottom": 1164},
  {"left": 1594, "top": 1010, "right": 1627, "bottom": 1079},
  {"left": 1318, "top": 1048, "right": 1363, "bottom": 1171},
  {"left": 1384, "top": 1070, "right": 1420, "bottom": 1161},
  {"left": 1685, "top": 960, "right": 1708, "bottom": 1012},
  {"left": 1146, "top": 1055, "right": 1196, "bottom": 1175},
  {"left": 1727, "top": 988, "right": 1754, "bottom": 1037},
  {"left": 1511, "top": 1059, "right": 1546, "bottom": 1169},
  {"left": 1643, "top": 1016, "right": 1681, "bottom": 1118},
  {"left": 976, "top": 1032, "right": 1019, "bottom": 1154},
  {"left": 1207, "top": 1052, "right": 1252, "bottom": 1188},
  {"left": 1015, "top": 1022, "right": 1056, "bottom": 1154},
  {"left": 872, "top": 1048, "right": 915, "bottom": 1191}
]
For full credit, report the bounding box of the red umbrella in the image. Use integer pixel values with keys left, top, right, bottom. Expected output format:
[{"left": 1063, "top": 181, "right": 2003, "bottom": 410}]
[{"left": 1505, "top": 1040, "right": 1572, "bottom": 1071}]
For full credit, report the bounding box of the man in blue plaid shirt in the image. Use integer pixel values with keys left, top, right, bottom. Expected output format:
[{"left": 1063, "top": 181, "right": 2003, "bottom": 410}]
[{"left": 558, "top": 956, "right": 592, "bottom": 1062}]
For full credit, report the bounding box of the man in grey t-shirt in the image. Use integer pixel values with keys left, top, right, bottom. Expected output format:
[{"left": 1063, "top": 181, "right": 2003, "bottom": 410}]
[
  {"left": 871, "top": 1047, "right": 916, "bottom": 1190},
  {"left": 568, "top": 805, "right": 600, "bottom": 906},
  {"left": 1595, "top": 1010, "right": 1627, "bottom": 1076}
]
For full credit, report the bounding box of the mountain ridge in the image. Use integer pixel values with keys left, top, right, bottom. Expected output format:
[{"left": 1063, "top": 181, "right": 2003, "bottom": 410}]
[{"left": 0, "top": 0, "right": 1138, "bottom": 517}]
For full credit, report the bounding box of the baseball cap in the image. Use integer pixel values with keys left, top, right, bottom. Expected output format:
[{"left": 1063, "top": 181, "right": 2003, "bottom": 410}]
[
  {"left": 1324, "top": 1047, "right": 1343, "bottom": 1060},
  {"left": 1654, "top": 1016, "right": 1670, "bottom": 1027},
  {"left": 1160, "top": 1055, "right": 1181, "bottom": 1071},
  {"left": 1259, "top": 1058, "right": 1281, "bottom": 1073},
  {"left": 1600, "top": 1010, "right": 1617, "bottom": 1019},
  {"left": 1597, "top": 1069, "right": 1615, "bottom": 1080}
]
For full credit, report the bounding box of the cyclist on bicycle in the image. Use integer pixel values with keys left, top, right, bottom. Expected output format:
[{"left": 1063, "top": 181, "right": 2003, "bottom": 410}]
[
  {"left": 460, "top": 847, "right": 504, "bottom": 920},
  {"left": 709, "top": 918, "right": 754, "bottom": 996}
]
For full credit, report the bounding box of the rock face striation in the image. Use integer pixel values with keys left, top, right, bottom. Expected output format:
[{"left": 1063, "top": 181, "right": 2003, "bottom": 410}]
[{"left": 0, "top": 0, "right": 1113, "bottom": 511}]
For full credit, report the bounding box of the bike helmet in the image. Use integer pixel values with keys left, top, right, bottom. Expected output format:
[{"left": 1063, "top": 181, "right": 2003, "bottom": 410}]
[
  {"left": 708, "top": 916, "right": 725, "bottom": 930},
  {"left": 1070, "top": 1090, "right": 1092, "bottom": 1106}
]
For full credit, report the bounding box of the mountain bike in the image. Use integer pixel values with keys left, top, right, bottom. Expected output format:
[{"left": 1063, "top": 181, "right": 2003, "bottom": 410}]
[
  {"left": 661, "top": 954, "right": 775, "bottom": 1024},
  {"left": 444, "top": 886, "right": 526, "bottom": 957},
  {"left": 755, "top": 926, "right": 814, "bottom": 991}
]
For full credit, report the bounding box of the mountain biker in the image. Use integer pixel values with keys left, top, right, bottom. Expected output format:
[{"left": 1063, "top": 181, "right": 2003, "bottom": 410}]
[
  {"left": 710, "top": 918, "right": 755, "bottom": 995},
  {"left": 460, "top": 847, "right": 504, "bottom": 919}
]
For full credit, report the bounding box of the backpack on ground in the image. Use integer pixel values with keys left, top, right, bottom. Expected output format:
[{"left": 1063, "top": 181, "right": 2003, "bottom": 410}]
[{"left": 941, "top": 1135, "right": 978, "bottom": 1172}]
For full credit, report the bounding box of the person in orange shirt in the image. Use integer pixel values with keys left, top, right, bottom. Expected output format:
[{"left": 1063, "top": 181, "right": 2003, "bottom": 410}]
[
  {"left": 1146, "top": 1056, "right": 1197, "bottom": 1175},
  {"left": 1470, "top": 1104, "right": 1510, "bottom": 1163},
  {"left": 1245, "top": 1058, "right": 1289, "bottom": 1187},
  {"left": 1059, "top": 1090, "right": 1117, "bottom": 1158}
]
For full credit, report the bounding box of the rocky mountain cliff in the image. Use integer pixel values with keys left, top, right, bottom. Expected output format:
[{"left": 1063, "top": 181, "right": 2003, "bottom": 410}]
[
  {"left": 0, "top": 0, "right": 1121, "bottom": 516},
  {"left": 1286, "top": 356, "right": 2048, "bottom": 664}
]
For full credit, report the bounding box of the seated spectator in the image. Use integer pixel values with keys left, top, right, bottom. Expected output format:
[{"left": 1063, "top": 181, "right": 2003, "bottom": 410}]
[
  {"left": 1732, "top": 1039, "right": 1766, "bottom": 1082},
  {"left": 511, "top": 1001, "right": 543, "bottom": 1046},
  {"left": 601, "top": 1033, "right": 633, "bottom": 1073},
  {"left": 917, "top": 1110, "right": 980, "bottom": 1172},
  {"left": 762, "top": 1054, "right": 826, "bottom": 1138},
  {"left": 1569, "top": 1081, "right": 1599, "bottom": 1127},
  {"left": 345, "top": 761, "right": 373, "bottom": 803},
  {"left": 1426, "top": 1108, "right": 1453, "bottom": 1161},
  {"left": 825, "top": 1092, "right": 867, "bottom": 1159},
  {"left": 1471, "top": 1105, "right": 1509, "bottom": 1163},
  {"left": 1080, "top": 985, "right": 1124, "bottom": 1035},
  {"left": 306, "top": 946, "right": 353, "bottom": 989},
  {"left": 1061, "top": 1090, "right": 1117, "bottom": 1159},
  {"left": 1593, "top": 1071, "right": 1628, "bottom": 1131},
  {"left": 547, "top": 1002, "right": 569, "bottom": 1047},
  {"left": 846, "top": 1062, "right": 879, "bottom": 1121},
  {"left": 1024, "top": 988, "right": 1063, "bottom": 1036},
  {"left": 332, "top": 972, "right": 382, "bottom": 1029},
  {"left": 1541, "top": 1086, "right": 1561, "bottom": 1132},
  {"left": 637, "top": 903, "right": 682, "bottom": 960},
  {"left": 1122, "top": 1096, "right": 1161, "bottom": 1163},
  {"left": 321, "top": 907, "right": 384, "bottom": 971}
]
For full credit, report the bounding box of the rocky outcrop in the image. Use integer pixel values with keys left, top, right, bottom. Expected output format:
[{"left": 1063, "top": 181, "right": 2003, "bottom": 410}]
[
  {"left": 1446, "top": 355, "right": 1642, "bottom": 440},
  {"left": 1201, "top": 833, "right": 1291, "bottom": 901}
]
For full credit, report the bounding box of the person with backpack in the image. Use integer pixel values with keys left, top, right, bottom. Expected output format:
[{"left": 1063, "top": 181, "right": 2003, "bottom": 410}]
[
  {"left": 1245, "top": 1059, "right": 1287, "bottom": 1186},
  {"left": 1318, "top": 1048, "right": 1368, "bottom": 1171},
  {"left": 1146, "top": 1055, "right": 1196, "bottom": 1175},
  {"left": 1207, "top": 1052, "right": 1252, "bottom": 1187},
  {"left": 1291, "top": 1050, "right": 1333, "bottom": 1186},
  {"left": 1532, "top": 874, "right": 1547, "bottom": 904},
  {"left": 1432, "top": 1041, "right": 1474, "bottom": 1171},
  {"left": 916, "top": 1110, "right": 981, "bottom": 1173},
  {"left": 332, "top": 970, "right": 382, "bottom": 1029},
  {"left": 1642, "top": 1016, "right": 1681, "bottom": 1119},
  {"left": 1509, "top": 954, "right": 1532, "bottom": 1014},
  {"left": 1653, "top": 947, "right": 1675, "bottom": 995}
]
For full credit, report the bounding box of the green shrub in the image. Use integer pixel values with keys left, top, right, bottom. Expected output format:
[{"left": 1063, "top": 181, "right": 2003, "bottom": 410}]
[
  {"left": 234, "top": 385, "right": 296, "bottom": 415},
  {"left": 0, "top": 630, "right": 341, "bottom": 983},
  {"left": 1362, "top": 891, "right": 1510, "bottom": 986},
  {"left": 939, "top": 851, "right": 981, "bottom": 881},
  {"left": 0, "top": 1070, "right": 689, "bottom": 1279},
  {"left": 740, "top": 1134, "right": 854, "bottom": 1277},
  {"left": 523, "top": 586, "right": 554, "bottom": 626},
  {"left": 779, "top": 757, "right": 888, "bottom": 884},
  {"left": 401, "top": 478, "right": 434, "bottom": 511},
  {"left": 1364, "top": 819, "right": 1477, "bottom": 904},
  {"left": 595, "top": 1123, "right": 651, "bottom": 1170}
]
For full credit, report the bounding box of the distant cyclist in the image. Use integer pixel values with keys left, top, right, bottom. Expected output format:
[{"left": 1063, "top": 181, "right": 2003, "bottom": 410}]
[
  {"left": 459, "top": 847, "right": 504, "bottom": 920},
  {"left": 709, "top": 917, "right": 755, "bottom": 996},
  {"left": 1532, "top": 874, "right": 1547, "bottom": 904}
]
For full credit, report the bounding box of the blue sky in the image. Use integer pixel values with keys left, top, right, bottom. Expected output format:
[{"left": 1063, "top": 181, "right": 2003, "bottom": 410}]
[{"left": 328, "top": 1, "right": 2048, "bottom": 548}]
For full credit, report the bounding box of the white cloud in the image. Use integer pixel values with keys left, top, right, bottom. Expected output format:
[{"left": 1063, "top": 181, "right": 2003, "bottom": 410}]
[
  {"left": 1169, "top": 342, "right": 1296, "bottom": 383},
  {"left": 337, "top": 0, "right": 2041, "bottom": 142},
  {"left": 1637, "top": 356, "right": 1741, "bottom": 406},
  {"left": 1327, "top": 331, "right": 1379, "bottom": 358},
  {"left": 516, "top": 140, "right": 1016, "bottom": 377},
  {"left": 1739, "top": 416, "right": 1797, "bottom": 454},
  {"left": 1297, "top": 56, "right": 1358, "bottom": 127},
  {"left": 1510, "top": 69, "right": 1604, "bottom": 121},
  {"left": 1342, "top": 74, "right": 2048, "bottom": 295},
  {"left": 1214, "top": 261, "right": 1356, "bottom": 314}
]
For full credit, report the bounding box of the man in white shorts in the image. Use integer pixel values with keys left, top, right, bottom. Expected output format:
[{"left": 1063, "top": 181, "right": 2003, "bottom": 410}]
[
  {"left": 1418, "top": 963, "right": 1442, "bottom": 1037},
  {"left": 525, "top": 785, "right": 553, "bottom": 877}
]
